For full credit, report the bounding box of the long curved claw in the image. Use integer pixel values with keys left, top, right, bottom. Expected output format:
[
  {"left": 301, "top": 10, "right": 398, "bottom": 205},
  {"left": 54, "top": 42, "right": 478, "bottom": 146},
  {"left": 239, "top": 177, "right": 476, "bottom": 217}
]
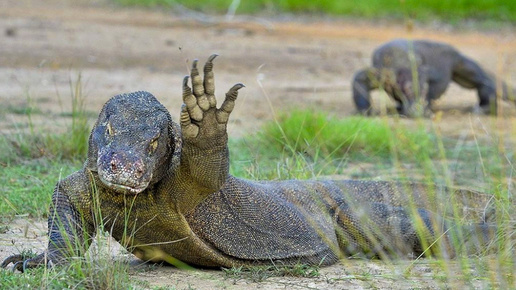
[
  {"left": 182, "top": 75, "right": 189, "bottom": 89},
  {"left": 13, "top": 261, "right": 24, "bottom": 273},
  {"left": 2, "top": 252, "right": 54, "bottom": 273},
  {"left": 2, "top": 256, "right": 35, "bottom": 273},
  {"left": 1, "top": 254, "right": 23, "bottom": 268},
  {"left": 23, "top": 259, "right": 31, "bottom": 272},
  {"left": 229, "top": 83, "right": 245, "bottom": 93},
  {"left": 203, "top": 54, "right": 218, "bottom": 76},
  {"left": 207, "top": 53, "right": 218, "bottom": 62},
  {"left": 225, "top": 83, "right": 246, "bottom": 104},
  {"left": 216, "top": 83, "right": 245, "bottom": 124}
]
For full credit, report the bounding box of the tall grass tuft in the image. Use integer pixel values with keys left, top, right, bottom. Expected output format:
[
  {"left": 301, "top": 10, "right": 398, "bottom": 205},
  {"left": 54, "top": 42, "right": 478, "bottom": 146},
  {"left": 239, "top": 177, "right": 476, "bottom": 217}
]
[
  {"left": 0, "top": 241, "right": 134, "bottom": 289},
  {"left": 259, "top": 109, "right": 435, "bottom": 162},
  {"left": 0, "top": 74, "right": 90, "bottom": 217},
  {"left": 229, "top": 109, "right": 438, "bottom": 182},
  {"left": 1, "top": 178, "right": 135, "bottom": 289},
  {"left": 0, "top": 74, "right": 90, "bottom": 165},
  {"left": 44, "top": 73, "right": 90, "bottom": 161}
]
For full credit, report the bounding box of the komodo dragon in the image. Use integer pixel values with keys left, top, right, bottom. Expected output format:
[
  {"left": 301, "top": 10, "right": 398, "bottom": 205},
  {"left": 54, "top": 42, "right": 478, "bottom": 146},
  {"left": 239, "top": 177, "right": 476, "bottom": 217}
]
[
  {"left": 353, "top": 38, "right": 515, "bottom": 116},
  {"left": 2, "top": 55, "right": 495, "bottom": 272}
]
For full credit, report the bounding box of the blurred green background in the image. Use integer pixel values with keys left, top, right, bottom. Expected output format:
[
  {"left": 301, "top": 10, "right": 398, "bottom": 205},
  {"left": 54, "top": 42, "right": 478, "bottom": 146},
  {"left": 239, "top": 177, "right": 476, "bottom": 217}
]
[{"left": 115, "top": 0, "right": 516, "bottom": 23}]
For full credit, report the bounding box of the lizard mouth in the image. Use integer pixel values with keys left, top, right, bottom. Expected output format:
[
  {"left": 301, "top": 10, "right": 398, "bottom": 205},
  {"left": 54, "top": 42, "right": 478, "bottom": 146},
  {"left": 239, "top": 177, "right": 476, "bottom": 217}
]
[
  {"left": 111, "top": 183, "right": 147, "bottom": 195},
  {"left": 99, "top": 176, "right": 150, "bottom": 195}
]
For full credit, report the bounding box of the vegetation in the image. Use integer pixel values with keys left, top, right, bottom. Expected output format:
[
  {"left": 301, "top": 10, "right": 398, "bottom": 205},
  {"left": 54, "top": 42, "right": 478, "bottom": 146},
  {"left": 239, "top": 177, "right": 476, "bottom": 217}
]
[
  {"left": 1, "top": 88, "right": 514, "bottom": 287},
  {"left": 0, "top": 244, "right": 135, "bottom": 289},
  {"left": 114, "top": 0, "right": 516, "bottom": 24},
  {"left": 0, "top": 75, "right": 90, "bottom": 218},
  {"left": 258, "top": 109, "right": 435, "bottom": 160},
  {"left": 1, "top": 1, "right": 514, "bottom": 288}
]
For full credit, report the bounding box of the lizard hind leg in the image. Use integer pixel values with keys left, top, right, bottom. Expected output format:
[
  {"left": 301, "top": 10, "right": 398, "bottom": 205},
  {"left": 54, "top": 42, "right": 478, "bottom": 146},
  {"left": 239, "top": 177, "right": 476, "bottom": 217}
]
[
  {"left": 452, "top": 55, "right": 497, "bottom": 114},
  {"left": 394, "top": 68, "right": 432, "bottom": 117}
]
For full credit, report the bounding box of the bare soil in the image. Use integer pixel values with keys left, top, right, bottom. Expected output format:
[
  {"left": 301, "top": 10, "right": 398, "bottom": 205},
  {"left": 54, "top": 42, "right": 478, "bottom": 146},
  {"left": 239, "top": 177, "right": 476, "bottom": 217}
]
[{"left": 1, "top": 0, "right": 515, "bottom": 288}]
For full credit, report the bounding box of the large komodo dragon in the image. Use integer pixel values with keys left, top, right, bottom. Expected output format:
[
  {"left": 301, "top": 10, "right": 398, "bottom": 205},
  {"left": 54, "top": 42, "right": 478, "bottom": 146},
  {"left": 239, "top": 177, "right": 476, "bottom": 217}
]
[
  {"left": 2, "top": 55, "right": 495, "bottom": 272},
  {"left": 353, "top": 38, "right": 515, "bottom": 116}
]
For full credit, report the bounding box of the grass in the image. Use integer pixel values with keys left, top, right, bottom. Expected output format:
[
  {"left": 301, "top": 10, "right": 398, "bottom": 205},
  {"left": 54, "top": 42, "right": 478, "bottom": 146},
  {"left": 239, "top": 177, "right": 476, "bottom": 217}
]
[
  {"left": 0, "top": 75, "right": 89, "bottom": 218},
  {"left": 227, "top": 110, "right": 439, "bottom": 182},
  {"left": 229, "top": 109, "right": 511, "bottom": 188},
  {"left": 113, "top": 0, "right": 516, "bottom": 24},
  {"left": 0, "top": 160, "right": 79, "bottom": 218},
  {"left": 0, "top": 74, "right": 90, "bottom": 165},
  {"left": 1, "top": 89, "right": 515, "bottom": 288},
  {"left": 0, "top": 247, "right": 135, "bottom": 289},
  {"left": 258, "top": 109, "right": 436, "bottom": 161}
]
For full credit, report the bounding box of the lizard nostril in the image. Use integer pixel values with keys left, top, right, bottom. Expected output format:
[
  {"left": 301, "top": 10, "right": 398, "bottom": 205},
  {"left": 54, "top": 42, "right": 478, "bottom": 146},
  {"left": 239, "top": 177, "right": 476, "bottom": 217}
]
[
  {"left": 134, "top": 163, "right": 145, "bottom": 178},
  {"left": 135, "top": 168, "right": 144, "bottom": 178},
  {"left": 110, "top": 160, "right": 117, "bottom": 172}
]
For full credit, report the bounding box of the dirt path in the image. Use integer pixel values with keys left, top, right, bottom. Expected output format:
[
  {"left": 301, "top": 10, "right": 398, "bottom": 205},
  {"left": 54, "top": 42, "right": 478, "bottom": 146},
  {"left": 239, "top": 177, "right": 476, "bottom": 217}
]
[{"left": 1, "top": 0, "right": 515, "bottom": 288}]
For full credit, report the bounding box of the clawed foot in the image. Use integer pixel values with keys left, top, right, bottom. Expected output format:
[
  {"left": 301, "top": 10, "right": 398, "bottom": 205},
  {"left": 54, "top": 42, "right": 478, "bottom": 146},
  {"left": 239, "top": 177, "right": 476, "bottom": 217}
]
[
  {"left": 1, "top": 253, "right": 48, "bottom": 273},
  {"left": 180, "top": 54, "right": 245, "bottom": 145}
]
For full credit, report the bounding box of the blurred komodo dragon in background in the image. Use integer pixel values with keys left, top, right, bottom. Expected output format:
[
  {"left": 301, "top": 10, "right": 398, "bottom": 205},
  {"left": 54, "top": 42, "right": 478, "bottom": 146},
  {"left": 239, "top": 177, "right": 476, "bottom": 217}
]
[
  {"left": 353, "top": 38, "right": 515, "bottom": 116},
  {"left": 2, "top": 55, "right": 496, "bottom": 272}
]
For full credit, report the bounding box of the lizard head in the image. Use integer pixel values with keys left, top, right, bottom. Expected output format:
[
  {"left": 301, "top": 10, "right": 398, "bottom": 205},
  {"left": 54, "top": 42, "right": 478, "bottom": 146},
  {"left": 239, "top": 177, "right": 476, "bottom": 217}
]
[
  {"left": 85, "top": 91, "right": 181, "bottom": 195},
  {"left": 395, "top": 68, "right": 416, "bottom": 103},
  {"left": 395, "top": 68, "right": 430, "bottom": 117}
]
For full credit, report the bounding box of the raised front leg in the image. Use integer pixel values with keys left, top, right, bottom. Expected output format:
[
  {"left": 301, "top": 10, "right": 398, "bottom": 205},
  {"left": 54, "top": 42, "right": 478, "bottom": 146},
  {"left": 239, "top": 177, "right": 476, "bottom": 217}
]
[
  {"left": 176, "top": 54, "right": 244, "bottom": 212},
  {"left": 1, "top": 173, "right": 95, "bottom": 272}
]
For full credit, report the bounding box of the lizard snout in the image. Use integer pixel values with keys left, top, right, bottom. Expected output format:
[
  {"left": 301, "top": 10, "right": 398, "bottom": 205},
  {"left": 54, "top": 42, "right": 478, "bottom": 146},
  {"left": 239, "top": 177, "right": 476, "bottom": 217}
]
[
  {"left": 98, "top": 150, "right": 151, "bottom": 194},
  {"left": 108, "top": 154, "right": 145, "bottom": 179}
]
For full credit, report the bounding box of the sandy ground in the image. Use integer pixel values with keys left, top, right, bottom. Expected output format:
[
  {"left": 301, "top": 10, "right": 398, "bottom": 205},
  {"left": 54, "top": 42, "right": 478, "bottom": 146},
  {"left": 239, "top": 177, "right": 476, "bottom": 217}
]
[{"left": 1, "top": 0, "right": 516, "bottom": 288}]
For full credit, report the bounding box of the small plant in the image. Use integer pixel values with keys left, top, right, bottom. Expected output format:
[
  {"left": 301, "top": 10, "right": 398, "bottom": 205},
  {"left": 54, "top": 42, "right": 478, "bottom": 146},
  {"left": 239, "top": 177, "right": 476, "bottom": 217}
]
[
  {"left": 0, "top": 74, "right": 90, "bottom": 165},
  {"left": 44, "top": 74, "right": 91, "bottom": 161},
  {"left": 0, "top": 74, "right": 90, "bottom": 216},
  {"left": 0, "top": 178, "right": 136, "bottom": 289},
  {"left": 0, "top": 253, "right": 134, "bottom": 289}
]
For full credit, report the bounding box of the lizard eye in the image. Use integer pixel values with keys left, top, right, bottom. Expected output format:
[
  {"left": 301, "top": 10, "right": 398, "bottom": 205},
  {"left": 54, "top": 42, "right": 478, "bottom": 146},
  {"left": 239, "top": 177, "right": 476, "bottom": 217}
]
[{"left": 106, "top": 122, "right": 114, "bottom": 136}]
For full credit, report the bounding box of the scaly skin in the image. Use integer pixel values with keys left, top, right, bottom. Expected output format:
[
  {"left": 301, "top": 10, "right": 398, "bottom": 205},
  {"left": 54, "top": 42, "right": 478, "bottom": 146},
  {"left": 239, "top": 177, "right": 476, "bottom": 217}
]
[
  {"left": 352, "top": 38, "right": 515, "bottom": 116},
  {"left": 2, "top": 55, "right": 495, "bottom": 272}
]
